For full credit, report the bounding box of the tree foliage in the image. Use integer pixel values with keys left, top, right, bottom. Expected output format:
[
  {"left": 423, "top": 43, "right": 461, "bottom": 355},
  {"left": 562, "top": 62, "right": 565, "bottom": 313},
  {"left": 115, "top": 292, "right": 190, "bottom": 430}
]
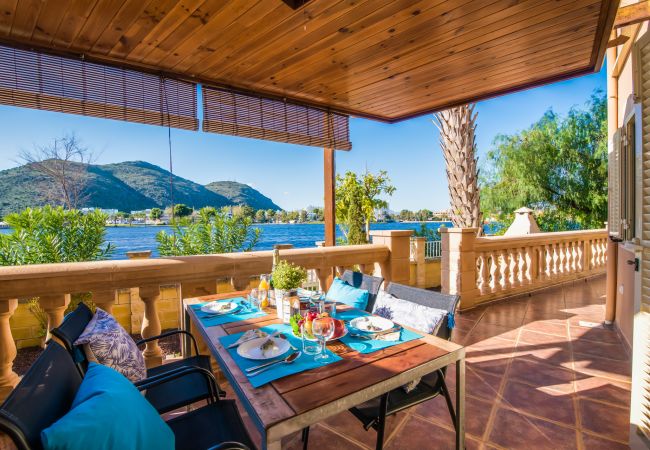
[
  {"left": 173, "top": 203, "right": 192, "bottom": 218},
  {"left": 0, "top": 206, "right": 113, "bottom": 265},
  {"left": 156, "top": 207, "right": 261, "bottom": 256},
  {"left": 480, "top": 92, "right": 608, "bottom": 231},
  {"left": 150, "top": 207, "right": 162, "bottom": 221},
  {"left": 336, "top": 170, "right": 395, "bottom": 244}
]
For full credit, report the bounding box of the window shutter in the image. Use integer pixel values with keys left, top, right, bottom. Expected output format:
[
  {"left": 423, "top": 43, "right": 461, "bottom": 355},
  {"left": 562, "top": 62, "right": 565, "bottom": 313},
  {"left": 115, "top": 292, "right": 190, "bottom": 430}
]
[
  {"left": 633, "top": 30, "right": 650, "bottom": 444},
  {"left": 0, "top": 45, "right": 198, "bottom": 130},
  {"left": 609, "top": 129, "right": 622, "bottom": 236},
  {"left": 202, "top": 87, "right": 352, "bottom": 151}
]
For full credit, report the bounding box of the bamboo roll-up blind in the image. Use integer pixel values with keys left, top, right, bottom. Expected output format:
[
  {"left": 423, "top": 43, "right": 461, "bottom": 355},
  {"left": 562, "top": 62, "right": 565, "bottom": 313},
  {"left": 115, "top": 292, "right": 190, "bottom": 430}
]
[
  {"left": 202, "top": 87, "right": 351, "bottom": 150},
  {"left": 0, "top": 45, "right": 198, "bottom": 130}
]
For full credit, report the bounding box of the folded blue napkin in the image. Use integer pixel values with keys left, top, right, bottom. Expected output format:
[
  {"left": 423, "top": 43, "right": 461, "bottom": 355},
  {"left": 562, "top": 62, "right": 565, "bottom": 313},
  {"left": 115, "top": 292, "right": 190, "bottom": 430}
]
[
  {"left": 337, "top": 309, "right": 423, "bottom": 354},
  {"left": 191, "top": 298, "right": 266, "bottom": 327},
  {"left": 219, "top": 323, "right": 342, "bottom": 388}
]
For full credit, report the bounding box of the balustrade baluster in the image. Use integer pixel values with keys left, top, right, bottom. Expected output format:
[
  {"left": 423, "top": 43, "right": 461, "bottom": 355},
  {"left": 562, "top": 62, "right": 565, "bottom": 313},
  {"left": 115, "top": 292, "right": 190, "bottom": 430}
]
[
  {"left": 0, "top": 299, "right": 18, "bottom": 401},
  {"left": 500, "top": 250, "right": 510, "bottom": 290},
  {"left": 479, "top": 253, "right": 489, "bottom": 295},
  {"left": 488, "top": 252, "right": 498, "bottom": 292},
  {"left": 517, "top": 247, "right": 526, "bottom": 287},
  {"left": 38, "top": 294, "right": 71, "bottom": 341},
  {"left": 138, "top": 285, "right": 163, "bottom": 368},
  {"left": 92, "top": 289, "right": 116, "bottom": 314}
]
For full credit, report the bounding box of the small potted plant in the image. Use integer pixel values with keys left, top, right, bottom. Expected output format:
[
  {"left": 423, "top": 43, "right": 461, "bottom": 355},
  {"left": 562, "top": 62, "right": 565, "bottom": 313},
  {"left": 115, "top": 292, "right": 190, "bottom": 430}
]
[{"left": 272, "top": 260, "right": 307, "bottom": 322}]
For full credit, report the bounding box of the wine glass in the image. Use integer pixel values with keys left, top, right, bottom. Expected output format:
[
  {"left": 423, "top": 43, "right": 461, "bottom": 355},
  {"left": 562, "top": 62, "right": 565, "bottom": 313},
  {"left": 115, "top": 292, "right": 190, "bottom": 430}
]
[{"left": 312, "top": 317, "right": 335, "bottom": 361}]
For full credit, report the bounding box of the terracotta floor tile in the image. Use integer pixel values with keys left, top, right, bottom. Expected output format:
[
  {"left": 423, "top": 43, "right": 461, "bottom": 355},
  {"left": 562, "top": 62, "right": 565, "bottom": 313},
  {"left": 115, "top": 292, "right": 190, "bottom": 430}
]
[
  {"left": 466, "top": 368, "right": 503, "bottom": 401},
  {"left": 570, "top": 340, "right": 629, "bottom": 362},
  {"left": 480, "top": 307, "right": 528, "bottom": 328},
  {"left": 464, "top": 323, "right": 519, "bottom": 345},
  {"left": 466, "top": 356, "right": 511, "bottom": 377},
  {"left": 415, "top": 392, "right": 455, "bottom": 428},
  {"left": 508, "top": 357, "right": 574, "bottom": 392},
  {"left": 501, "top": 379, "right": 576, "bottom": 425},
  {"left": 522, "top": 319, "right": 569, "bottom": 337},
  {"left": 579, "top": 399, "right": 630, "bottom": 443},
  {"left": 570, "top": 356, "right": 632, "bottom": 382},
  {"left": 581, "top": 432, "right": 630, "bottom": 449},
  {"left": 519, "top": 329, "right": 568, "bottom": 345},
  {"left": 523, "top": 309, "right": 571, "bottom": 323},
  {"left": 385, "top": 415, "right": 460, "bottom": 450},
  {"left": 488, "top": 408, "right": 578, "bottom": 450},
  {"left": 569, "top": 325, "right": 623, "bottom": 344},
  {"left": 513, "top": 341, "right": 573, "bottom": 366},
  {"left": 283, "top": 424, "right": 364, "bottom": 450},
  {"left": 415, "top": 391, "right": 493, "bottom": 439},
  {"left": 322, "top": 410, "right": 407, "bottom": 448},
  {"left": 574, "top": 376, "right": 631, "bottom": 408},
  {"left": 458, "top": 307, "right": 487, "bottom": 322}
]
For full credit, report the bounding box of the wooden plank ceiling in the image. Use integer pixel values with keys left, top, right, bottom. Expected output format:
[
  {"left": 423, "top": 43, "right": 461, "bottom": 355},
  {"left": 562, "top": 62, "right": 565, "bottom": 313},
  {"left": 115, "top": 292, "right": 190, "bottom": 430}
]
[{"left": 0, "top": 0, "right": 619, "bottom": 122}]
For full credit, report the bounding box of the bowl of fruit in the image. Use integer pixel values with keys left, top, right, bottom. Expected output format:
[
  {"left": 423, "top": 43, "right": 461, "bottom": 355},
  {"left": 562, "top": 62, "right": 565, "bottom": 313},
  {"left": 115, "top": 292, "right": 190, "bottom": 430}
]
[{"left": 290, "top": 312, "right": 347, "bottom": 341}]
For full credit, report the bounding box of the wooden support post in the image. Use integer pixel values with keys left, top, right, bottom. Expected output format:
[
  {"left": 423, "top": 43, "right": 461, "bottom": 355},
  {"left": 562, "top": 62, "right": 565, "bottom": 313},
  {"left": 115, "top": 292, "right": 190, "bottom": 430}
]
[{"left": 324, "top": 147, "right": 336, "bottom": 247}]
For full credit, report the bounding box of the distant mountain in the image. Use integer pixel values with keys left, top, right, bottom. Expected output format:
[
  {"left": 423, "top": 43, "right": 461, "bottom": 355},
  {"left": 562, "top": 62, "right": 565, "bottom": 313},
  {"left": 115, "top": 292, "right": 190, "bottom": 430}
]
[
  {"left": 205, "top": 181, "right": 281, "bottom": 211},
  {"left": 0, "top": 160, "right": 280, "bottom": 217}
]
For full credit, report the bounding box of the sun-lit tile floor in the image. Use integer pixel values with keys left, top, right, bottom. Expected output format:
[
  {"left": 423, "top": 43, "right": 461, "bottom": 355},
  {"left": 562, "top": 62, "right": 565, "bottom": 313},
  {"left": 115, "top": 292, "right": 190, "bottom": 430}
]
[{"left": 188, "top": 275, "right": 632, "bottom": 449}]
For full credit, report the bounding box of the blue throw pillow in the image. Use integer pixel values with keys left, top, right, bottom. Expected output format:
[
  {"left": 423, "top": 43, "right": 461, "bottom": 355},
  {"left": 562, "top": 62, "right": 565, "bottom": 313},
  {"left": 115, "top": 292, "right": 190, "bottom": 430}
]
[
  {"left": 42, "top": 362, "right": 174, "bottom": 450},
  {"left": 325, "top": 277, "right": 370, "bottom": 310}
]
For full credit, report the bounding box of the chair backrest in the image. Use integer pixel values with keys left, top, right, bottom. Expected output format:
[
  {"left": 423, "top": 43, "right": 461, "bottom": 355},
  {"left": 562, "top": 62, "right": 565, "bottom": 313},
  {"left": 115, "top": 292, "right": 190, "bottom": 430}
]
[
  {"left": 385, "top": 283, "right": 460, "bottom": 341},
  {"left": 0, "top": 342, "right": 81, "bottom": 450},
  {"left": 340, "top": 270, "right": 384, "bottom": 312},
  {"left": 50, "top": 302, "right": 93, "bottom": 374}
]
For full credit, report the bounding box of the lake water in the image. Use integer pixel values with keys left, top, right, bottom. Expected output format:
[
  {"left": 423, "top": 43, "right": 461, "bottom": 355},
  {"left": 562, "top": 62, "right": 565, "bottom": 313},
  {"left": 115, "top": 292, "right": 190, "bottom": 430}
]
[{"left": 0, "top": 222, "right": 452, "bottom": 260}]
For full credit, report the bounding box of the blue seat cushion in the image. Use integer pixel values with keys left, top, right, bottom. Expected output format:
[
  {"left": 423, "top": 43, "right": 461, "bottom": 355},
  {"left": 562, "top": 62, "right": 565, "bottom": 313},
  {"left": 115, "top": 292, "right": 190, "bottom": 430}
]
[
  {"left": 326, "top": 277, "right": 370, "bottom": 310},
  {"left": 42, "top": 362, "right": 175, "bottom": 450}
]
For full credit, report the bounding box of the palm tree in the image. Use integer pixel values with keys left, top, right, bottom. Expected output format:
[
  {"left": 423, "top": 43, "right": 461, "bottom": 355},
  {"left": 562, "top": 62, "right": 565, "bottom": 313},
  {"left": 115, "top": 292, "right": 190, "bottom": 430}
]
[{"left": 433, "top": 104, "right": 482, "bottom": 233}]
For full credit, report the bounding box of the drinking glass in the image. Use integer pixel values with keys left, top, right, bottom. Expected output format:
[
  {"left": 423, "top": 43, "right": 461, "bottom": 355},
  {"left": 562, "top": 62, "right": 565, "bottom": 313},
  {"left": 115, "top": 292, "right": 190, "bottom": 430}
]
[
  {"left": 301, "top": 323, "right": 321, "bottom": 356},
  {"left": 248, "top": 288, "right": 260, "bottom": 312},
  {"left": 257, "top": 289, "right": 268, "bottom": 309},
  {"left": 312, "top": 317, "right": 335, "bottom": 361}
]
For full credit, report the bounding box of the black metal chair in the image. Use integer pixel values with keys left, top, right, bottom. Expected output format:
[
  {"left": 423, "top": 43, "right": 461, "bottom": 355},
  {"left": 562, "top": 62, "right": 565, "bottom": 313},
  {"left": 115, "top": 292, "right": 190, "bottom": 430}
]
[
  {"left": 0, "top": 341, "right": 254, "bottom": 450},
  {"left": 303, "top": 283, "right": 460, "bottom": 450},
  {"left": 51, "top": 302, "right": 224, "bottom": 414},
  {"left": 340, "top": 269, "right": 384, "bottom": 312}
]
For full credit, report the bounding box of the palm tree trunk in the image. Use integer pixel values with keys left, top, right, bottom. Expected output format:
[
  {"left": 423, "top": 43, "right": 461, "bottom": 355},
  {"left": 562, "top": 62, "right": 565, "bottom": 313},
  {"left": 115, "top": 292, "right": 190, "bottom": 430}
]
[{"left": 433, "top": 104, "right": 482, "bottom": 233}]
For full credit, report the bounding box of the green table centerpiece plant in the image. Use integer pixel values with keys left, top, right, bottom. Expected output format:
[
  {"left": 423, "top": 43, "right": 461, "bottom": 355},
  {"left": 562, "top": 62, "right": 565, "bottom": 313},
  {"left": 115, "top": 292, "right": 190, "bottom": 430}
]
[{"left": 271, "top": 260, "right": 307, "bottom": 323}]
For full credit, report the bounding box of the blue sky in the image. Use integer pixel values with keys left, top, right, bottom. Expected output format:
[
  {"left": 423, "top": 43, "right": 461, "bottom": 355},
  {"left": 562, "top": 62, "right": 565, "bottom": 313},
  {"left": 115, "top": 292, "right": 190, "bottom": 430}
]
[{"left": 0, "top": 67, "right": 606, "bottom": 211}]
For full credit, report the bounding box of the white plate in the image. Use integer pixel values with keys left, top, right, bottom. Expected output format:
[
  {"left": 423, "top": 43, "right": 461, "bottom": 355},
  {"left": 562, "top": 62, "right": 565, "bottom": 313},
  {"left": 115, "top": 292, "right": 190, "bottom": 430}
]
[
  {"left": 237, "top": 337, "right": 290, "bottom": 360},
  {"left": 201, "top": 301, "right": 240, "bottom": 315},
  {"left": 350, "top": 316, "right": 394, "bottom": 334}
]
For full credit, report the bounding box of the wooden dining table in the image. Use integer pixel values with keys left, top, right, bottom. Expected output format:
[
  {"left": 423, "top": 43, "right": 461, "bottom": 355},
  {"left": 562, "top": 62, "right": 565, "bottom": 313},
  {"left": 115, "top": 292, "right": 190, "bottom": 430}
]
[{"left": 184, "top": 291, "right": 466, "bottom": 450}]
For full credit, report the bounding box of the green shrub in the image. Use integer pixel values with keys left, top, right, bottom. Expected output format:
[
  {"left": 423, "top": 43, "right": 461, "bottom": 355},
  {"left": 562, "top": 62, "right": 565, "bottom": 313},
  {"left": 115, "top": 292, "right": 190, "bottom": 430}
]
[
  {"left": 271, "top": 260, "right": 307, "bottom": 290},
  {"left": 156, "top": 207, "right": 261, "bottom": 256},
  {"left": 0, "top": 206, "right": 113, "bottom": 265}
]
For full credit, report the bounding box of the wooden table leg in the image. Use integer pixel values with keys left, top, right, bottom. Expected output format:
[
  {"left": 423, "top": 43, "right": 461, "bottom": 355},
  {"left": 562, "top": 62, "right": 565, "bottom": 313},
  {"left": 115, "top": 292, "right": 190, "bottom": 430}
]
[{"left": 456, "top": 358, "right": 466, "bottom": 450}]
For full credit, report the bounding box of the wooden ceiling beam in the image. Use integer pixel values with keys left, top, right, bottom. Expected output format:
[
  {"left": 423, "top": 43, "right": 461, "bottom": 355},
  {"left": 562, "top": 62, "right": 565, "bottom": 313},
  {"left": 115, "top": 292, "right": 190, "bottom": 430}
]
[{"left": 614, "top": 1, "right": 650, "bottom": 28}]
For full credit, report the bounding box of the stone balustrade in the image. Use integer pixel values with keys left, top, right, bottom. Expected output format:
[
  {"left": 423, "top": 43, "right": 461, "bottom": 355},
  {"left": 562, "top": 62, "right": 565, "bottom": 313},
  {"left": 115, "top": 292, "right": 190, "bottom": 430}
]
[
  {"left": 441, "top": 228, "right": 608, "bottom": 310},
  {"left": 0, "top": 233, "right": 411, "bottom": 399}
]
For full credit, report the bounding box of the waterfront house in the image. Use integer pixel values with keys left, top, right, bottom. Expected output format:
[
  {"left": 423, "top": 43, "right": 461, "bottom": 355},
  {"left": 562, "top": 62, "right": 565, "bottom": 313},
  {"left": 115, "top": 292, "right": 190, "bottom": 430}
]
[{"left": 0, "top": 1, "right": 630, "bottom": 449}]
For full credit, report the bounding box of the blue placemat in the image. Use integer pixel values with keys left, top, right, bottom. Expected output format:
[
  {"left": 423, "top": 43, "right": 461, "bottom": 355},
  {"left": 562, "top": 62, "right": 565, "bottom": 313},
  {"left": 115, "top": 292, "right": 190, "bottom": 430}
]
[
  {"left": 191, "top": 298, "right": 267, "bottom": 327},
  {"left": 337, "top": 309, "right": 424, "bottom": 354},
  {"left": 219, "top": 323, "right": 342, "bottom": 388}
]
